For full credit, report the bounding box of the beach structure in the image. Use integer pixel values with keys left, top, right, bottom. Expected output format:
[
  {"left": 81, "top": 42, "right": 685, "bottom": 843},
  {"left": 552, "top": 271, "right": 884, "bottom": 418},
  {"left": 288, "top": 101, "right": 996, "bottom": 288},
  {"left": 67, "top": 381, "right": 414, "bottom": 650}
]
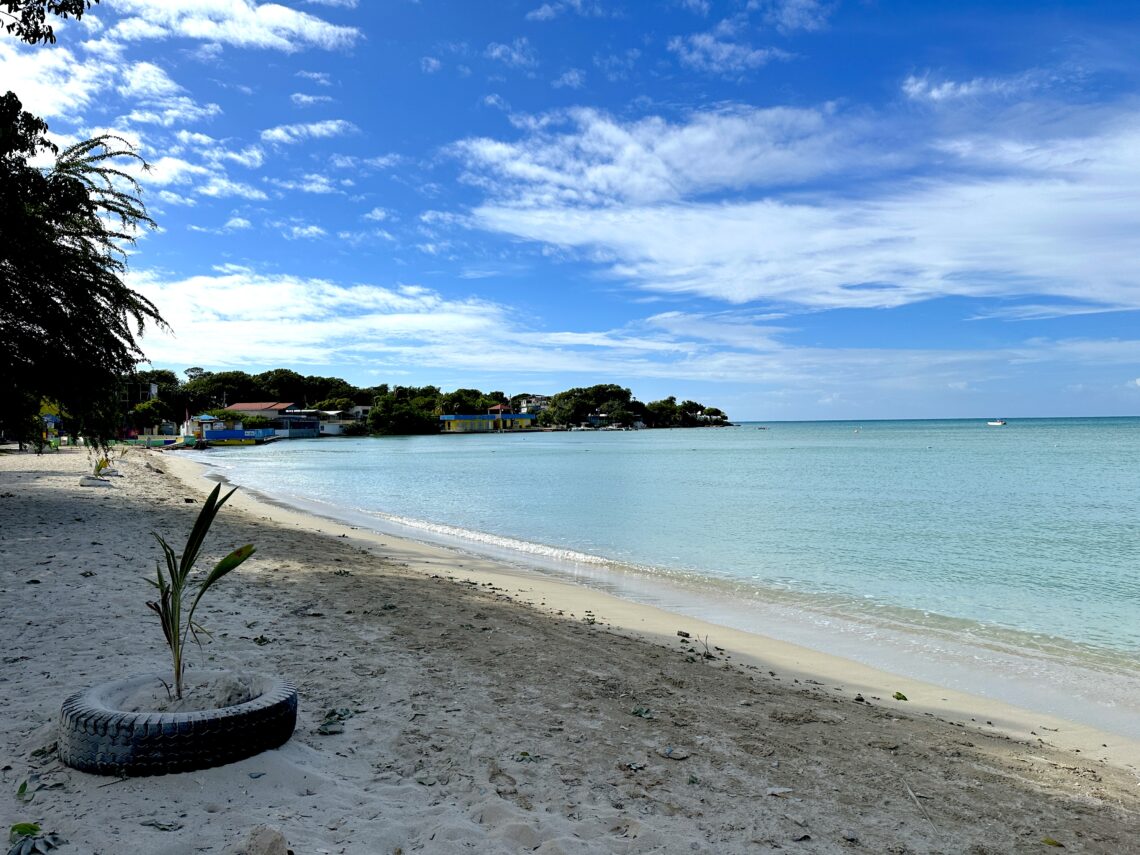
[
  {"left": 439, "top": 409, "right": 538, "bottom": 432},
  {"left": 317, "top": 410, "right": 360, "bottom": 435},
  {"left": 227, "top": 402, "right": 320, "bottom": 439},
  {"left": 182, "top": 414, "right": 277, "bottom": 446}
]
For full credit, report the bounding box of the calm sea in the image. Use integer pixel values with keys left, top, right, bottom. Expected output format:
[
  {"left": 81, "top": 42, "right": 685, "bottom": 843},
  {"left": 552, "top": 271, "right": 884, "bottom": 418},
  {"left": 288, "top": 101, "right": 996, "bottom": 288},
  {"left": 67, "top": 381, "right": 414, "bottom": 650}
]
[{"left": 187, "top": 417, "right": 1140, "bottom": 736}]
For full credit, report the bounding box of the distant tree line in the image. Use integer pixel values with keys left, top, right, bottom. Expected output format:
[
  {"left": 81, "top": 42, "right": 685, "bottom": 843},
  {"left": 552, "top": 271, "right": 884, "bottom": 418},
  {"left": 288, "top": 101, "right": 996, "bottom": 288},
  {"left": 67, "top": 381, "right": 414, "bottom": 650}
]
[{"left": 118, "top": 370, "right": 730, "bottom": 437}]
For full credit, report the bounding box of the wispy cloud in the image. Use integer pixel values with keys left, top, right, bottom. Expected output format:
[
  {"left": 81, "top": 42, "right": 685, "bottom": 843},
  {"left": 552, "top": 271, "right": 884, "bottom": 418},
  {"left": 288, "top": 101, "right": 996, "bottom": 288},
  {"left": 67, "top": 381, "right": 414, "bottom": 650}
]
[
  {"left": 452, "top": 105, "right": 858, "bottom": 205},
  {"left": 273, "top": 173, "right": 339, "bottom": 194},
  {"left": 296, "top": 70, "right": 332, "bottom": 85},
  {"left": 261, "top": 118, "right": 357, "bottom": 144},
  {"left": 107, "top": 0, "right": 359, "bottom": 52},
  {"left": 485, "top": 37, "right": 538, "bottom": 69},
  {"left": 668, "top": 19, "right": 790, "bottom": 75},
  {"left": 753, "top": 0, "right": 836, "bottom": 34},
  {"left": 457, "top": 104, "right": 1140, "bottom": 313},
  {"left": 291, "top": 92, "right": 334, "bottom": 106},
  {"left": 552, "top": 68, "right": 585, "bottom": 89},
  {"left": 526, "top": 1, "right": 608, "bottom": 21},
  {"left": 281, "top": 223, "right": 328, "bottom": 239},
  {"left": 902, "top": 72, "right": 1043, "bottom": 103}
]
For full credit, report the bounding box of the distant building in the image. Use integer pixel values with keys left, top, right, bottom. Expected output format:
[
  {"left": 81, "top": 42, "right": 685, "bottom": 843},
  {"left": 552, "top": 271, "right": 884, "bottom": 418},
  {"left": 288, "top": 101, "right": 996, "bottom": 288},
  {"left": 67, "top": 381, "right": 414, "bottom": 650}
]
[
  {"left": 226, "top": 401, "right": 299, "bottom": 419},
  {"left": 439, "top": 412, "right": 538, "bottom": 433},
  {"left": 517, "top": 395, "right": 550, "bottom": 414},
  {"left": 227, "top": 402, "right": 319, "bottom": 438}
]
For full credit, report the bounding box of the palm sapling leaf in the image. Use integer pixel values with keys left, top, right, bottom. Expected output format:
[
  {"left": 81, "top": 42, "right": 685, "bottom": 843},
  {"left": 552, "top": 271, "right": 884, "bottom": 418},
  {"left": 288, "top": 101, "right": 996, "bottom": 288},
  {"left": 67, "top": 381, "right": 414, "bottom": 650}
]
[{"left": 145, "top": 483, "right": 255, "bottom": 699}]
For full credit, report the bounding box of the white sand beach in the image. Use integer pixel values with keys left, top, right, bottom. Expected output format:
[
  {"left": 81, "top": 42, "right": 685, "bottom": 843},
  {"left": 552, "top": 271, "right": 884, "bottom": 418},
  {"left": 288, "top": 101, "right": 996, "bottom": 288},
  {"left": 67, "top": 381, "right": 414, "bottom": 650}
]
[{"left": 1, "top": 447, "right": 1137, "bottom": 854}]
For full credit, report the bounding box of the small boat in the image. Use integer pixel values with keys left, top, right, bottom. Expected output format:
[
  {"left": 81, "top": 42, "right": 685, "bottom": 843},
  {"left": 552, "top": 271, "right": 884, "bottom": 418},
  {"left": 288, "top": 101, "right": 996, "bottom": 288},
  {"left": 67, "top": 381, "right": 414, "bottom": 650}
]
[{"left": 987, "top": 419, "right": 1007, "bottom": 426}]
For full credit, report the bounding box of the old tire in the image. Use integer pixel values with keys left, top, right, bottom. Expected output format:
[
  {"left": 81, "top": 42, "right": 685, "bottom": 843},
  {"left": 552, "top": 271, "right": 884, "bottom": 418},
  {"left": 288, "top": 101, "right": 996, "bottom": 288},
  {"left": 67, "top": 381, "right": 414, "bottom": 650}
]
[{"left": 58, "top": 672, "right": 297, "bottom": 776}]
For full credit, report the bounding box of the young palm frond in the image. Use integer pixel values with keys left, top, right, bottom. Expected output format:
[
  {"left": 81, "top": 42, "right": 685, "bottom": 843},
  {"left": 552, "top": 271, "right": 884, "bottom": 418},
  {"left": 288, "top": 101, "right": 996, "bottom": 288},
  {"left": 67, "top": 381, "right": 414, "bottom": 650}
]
[{"left": 146, "top": 484, "right": 255, "bottom": 699}]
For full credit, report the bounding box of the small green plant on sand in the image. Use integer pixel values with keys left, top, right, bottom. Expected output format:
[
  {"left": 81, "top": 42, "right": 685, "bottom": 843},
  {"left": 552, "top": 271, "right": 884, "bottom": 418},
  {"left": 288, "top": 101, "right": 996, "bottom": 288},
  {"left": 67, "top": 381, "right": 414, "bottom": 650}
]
[{"left": 147, "top": 484, "right": 255, "bottom": 699}]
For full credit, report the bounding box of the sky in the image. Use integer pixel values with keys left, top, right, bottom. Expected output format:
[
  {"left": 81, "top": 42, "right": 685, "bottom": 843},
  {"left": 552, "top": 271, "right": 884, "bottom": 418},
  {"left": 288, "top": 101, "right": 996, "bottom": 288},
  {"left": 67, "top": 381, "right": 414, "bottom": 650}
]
[{"left": 3, "top": 0, "right": 1140, "bottom": 420}]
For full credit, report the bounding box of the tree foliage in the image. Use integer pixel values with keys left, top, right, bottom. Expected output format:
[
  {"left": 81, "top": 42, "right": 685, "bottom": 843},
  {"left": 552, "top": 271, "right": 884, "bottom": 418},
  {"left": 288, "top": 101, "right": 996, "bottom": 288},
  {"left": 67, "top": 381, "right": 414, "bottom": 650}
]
[
  {"left": 1, "top": 0, "right": 98, "bottom": 44},
  {"left": 0, "top": 91, "right": 166, "bottom": 446},
  {"left": 368, "top": 385, "right": 441, "bottom": 435}
]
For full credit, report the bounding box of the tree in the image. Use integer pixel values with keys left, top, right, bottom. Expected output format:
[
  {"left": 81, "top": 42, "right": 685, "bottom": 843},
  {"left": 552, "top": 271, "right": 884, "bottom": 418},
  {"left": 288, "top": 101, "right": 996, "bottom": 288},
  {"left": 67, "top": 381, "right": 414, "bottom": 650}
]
[
  {"left": 254, "top": 368, "right": 305, "bottom": 402},
  {"left": 368, "top": 385, "right": 441, "bottom": 435},
  {"left": 0, "top": 92, "right": 166, "bottom": 446},
  {"left": 129, "top": 397, "right": 170, "bottom": 431},
  {"left": 313, "top": 397, "right": 354, "bottom": 412},
  {"left": 1, "top": 0, "right": 99, "bottom": 45},
  {"left": 645, "top": 397, "right": 679, "bottom": 428}
]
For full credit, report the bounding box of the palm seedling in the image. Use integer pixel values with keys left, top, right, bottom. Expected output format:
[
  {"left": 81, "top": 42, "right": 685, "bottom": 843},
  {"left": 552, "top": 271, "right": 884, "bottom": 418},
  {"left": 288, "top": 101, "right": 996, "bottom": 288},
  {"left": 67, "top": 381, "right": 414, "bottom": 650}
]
[{"left": 147, "top": 484, "right": 255, "bottom": 699}]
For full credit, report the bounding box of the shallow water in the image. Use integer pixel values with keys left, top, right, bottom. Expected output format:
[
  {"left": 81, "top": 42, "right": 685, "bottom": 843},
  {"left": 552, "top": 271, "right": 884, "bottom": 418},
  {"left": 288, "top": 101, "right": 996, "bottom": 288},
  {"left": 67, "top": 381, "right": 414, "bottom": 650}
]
[{"left": 188, "top": 417, "right": 1140, "bottom": 737}]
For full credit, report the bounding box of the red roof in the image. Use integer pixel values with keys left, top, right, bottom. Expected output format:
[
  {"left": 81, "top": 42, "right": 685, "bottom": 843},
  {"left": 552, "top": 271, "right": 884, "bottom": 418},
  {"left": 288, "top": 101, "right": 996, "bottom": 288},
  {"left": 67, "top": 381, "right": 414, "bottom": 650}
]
[{"left": 227, "top": 402, "right": 297, "bottom": 411}]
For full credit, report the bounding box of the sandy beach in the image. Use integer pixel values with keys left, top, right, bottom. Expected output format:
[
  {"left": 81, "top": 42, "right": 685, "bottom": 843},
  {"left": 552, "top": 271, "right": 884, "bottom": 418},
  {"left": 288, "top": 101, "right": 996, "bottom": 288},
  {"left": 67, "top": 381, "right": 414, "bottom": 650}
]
[{"left": 1, "top": 447, "right": 1137, "bottom": 854}]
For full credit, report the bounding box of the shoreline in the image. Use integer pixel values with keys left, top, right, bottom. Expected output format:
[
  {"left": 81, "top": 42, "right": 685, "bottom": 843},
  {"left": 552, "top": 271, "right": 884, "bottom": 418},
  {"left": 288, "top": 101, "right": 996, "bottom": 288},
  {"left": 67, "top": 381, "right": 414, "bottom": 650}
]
[
  {"left": 161, "top": 450, "right": 1140, "bottom": 772},
  {"left": 3, "top": 446, "right": 1137, "bottom": 853}
]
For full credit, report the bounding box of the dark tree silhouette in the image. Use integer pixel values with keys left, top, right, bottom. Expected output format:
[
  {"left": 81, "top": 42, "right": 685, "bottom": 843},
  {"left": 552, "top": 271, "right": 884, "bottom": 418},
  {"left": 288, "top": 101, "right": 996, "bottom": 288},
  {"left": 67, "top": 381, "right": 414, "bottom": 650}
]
[
  {"left": 1, "top": 0, "right": 98, "bottom": 44},
  {"left": 0, "top": 91, "right": 167, "bottom": 446}
]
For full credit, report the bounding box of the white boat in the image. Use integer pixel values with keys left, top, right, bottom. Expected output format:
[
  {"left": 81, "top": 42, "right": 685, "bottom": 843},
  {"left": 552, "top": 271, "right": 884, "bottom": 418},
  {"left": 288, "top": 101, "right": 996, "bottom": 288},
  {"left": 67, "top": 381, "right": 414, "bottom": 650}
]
[{"left": 987, "top": 419, "right": 1006, "bottom": 426}]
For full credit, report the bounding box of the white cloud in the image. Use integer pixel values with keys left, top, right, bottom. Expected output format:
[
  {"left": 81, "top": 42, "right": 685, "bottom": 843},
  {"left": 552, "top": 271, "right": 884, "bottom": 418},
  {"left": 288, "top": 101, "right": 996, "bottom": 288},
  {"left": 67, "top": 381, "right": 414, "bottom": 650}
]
[
  {"left": 125, "top": 97, "right": 222, "bottom": 127},
  {"left": 526, "top": 3, "right": 560, "bottom": 20},
  {"left": 132, "top": 272, "right": 511, "bottom": 368},
  {"left": 274, "top": 173, "right": 339, "bottom": 194},
  {"left": 421, "top": 56, "right": 442, "bottom": 73},
  {"left": 677, "top": 0, "right": 710, "bottom": 14},
  {"left": 552, "top": 68, "right": 585, "bottom": 89},
  {"left": 284, "top": 224, "right": 328, "bottom": 239},
  {"left": 141, "top": 156, "right": 212, "bottom": 186},
  {"left": 485, "top": 37, "right": 538, "bottom": 69},
  {"left": 668, "top": 20, "right": 790, "bottom": 75},
  {"left": 188, "top": 216, "right": 253, "bottom": 234},
  {"left": 754, "top": 0, "right": 835, "bottom": 34},
  {"left": 118, "top": 61, "right": 182, "bottom": 99},
  {"left": 171, "top": 132, "right": 265, "bottom": 168},
  {"left": 526, "top": 1, "right": 607, "bottom": 21},
  {"left": 452, "top": 105, "right": 854, "bottom": 205},
  {"left": 156, "top": 190, "right": 198, "bottom": 206},
  {"left": 130, "top": 268, "right": 1140, "bottom": 400},
  {"left": 291, "top": 92, "right": 334, "bottom": 106},
  {"left": 197, "top": 177, "right": 269, "bottom": 200},
  {"left": 458, "top": 106, "right": 1140, "bottom": 313},
  {"left": 0, "top": 40, "right": 112, "bottom": 120},
  {"left": 902, "top": 72, "right": 1040, "bottom": 103},
  {"left": 107, "top": 0, "right": 359, "bottom": 52},
  {"left": 363, "top": 207, "right": 391, "bottom": 221},
  {"left": 260, "top": 119, "right": 357, "bottom": 144},
  {"left": 296, "top": 70, "right": 332, "bottom": 85}
]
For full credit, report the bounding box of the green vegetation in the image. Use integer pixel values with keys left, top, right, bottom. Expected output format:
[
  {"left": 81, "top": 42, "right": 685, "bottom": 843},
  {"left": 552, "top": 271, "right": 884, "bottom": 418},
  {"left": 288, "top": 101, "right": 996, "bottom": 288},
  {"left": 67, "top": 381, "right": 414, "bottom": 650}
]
[
  {"left": 147, "top": 483, "right": 255, "bottom": 699},
  {"left": 110, "top": 370, "right": 729, "bottom": 437},
  {"left": 1, "top": 91, "right": 166, "bottom": 448}
]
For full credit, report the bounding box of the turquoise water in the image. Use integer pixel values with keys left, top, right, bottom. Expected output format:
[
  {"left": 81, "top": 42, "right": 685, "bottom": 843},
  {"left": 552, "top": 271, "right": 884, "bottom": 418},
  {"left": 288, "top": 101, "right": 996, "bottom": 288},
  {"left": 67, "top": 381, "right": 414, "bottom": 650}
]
[{"left": 189, "top": 418, "right": 1140, "bottom": 730}]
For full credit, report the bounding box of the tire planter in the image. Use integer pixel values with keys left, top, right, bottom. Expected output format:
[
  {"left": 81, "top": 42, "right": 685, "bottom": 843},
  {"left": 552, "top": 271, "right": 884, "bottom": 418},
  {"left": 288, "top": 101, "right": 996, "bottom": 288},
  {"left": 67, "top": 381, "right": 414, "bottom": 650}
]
[{"left": 58, "top": 672, "right": 297, "bottom": 776}]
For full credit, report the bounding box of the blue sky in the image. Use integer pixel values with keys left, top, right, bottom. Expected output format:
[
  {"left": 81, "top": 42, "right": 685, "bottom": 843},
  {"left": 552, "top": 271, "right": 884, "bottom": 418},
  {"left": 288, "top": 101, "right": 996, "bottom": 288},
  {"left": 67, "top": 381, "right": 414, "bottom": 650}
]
[{"left": 4, "top": 0, "right": 1139, "bottom": 420}]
